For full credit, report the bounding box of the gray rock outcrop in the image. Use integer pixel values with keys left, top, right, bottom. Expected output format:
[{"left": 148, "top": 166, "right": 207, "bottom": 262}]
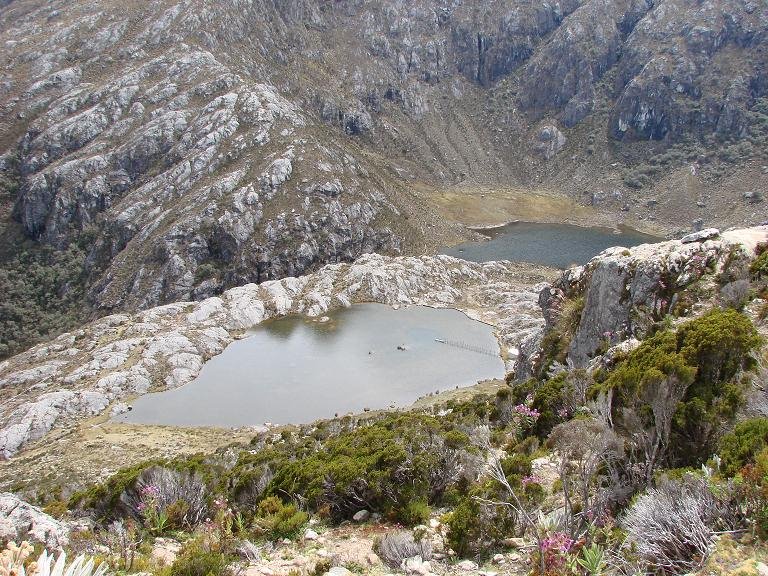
[
  {"left": 0, "top": 493, "right": 71, "bottom": 549},
  {"left": 1, "top": 0, "right": 766, "bottom": 323},
  {"left": 517, "top": 226, "right": 768, "bottom": 375}
]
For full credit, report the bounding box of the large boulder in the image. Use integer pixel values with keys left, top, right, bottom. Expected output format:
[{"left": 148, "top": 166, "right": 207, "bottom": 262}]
[
  {"left": 0, "top": 493, "right": 70, "bottom": 549},
  {"left": 534, "top": 125, "right": 566, "bottom": 160}
]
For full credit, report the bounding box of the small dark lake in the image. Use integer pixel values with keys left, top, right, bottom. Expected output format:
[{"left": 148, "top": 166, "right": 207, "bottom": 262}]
[
  {"left": 441, "top": 222, "right": 659, "bottom": 268},
  {"left": 115, "top": 304, "right": 504, "bottom": 427}
]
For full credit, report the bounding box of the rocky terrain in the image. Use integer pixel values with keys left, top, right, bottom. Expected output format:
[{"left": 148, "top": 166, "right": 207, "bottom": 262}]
[
  {"left": 517, "top": 226, "right": 768, "bottom": 380},
  {"left": 1, "top": 0, "right": 768, "bottom": 357},
  {"left": 0, "top": 254, "right": 555, "bottom": 459},
  {"left": 1, "top": 229, "right": 767, "bottom": 576}
]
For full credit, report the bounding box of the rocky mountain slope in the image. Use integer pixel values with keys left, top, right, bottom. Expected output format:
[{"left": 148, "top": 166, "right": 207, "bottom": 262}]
[
  {"left": 1, "top": 0, "right": 767, "bottom": 356},
  {"left": 0, "top": 254, "right": 555, "bottom": 459}
]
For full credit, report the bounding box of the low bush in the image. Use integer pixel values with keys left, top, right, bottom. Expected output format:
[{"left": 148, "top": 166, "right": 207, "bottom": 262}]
[
  {"left": 750, "top": 247, "right": 768, "bottom": 280},
  {"left": 719, "top": 418, "right": 768, "bottom": 476},
  {"left": 168, "top": 540, "right": 231, "bottom": 576},
  {"left": 253, "top": 496, "right": 308, "bottom": 541},
  {"left": 445, "top": 476, "right": 532, "bottom": 558},
  {"left": 621, "top": 474, "right": 737, "bottom": 574},
  {"left": 595, "top": 308, "right": 760, "bottom": 467},
  {"left": 267, "top": 414, "right": 468, "bottom": 521},
  {"left": 397, "top": 499, "right": 431, "bottom": 527},
  {"left": 736, "top": 446, "right": 768, "bottom": 539},
  {"left": 127, "top": 466, "right": 208, "bottom": 530}
]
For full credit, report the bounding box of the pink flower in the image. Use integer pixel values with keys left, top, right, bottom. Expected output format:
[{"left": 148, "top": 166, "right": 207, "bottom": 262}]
[
  {"left": 521, "top": 475, "right": 541, "bottom": 487},
  {"left": 140, "top": 485, "right": 160, "bottom": 498},
  {"left": 513, "top": 404, "right": 540, "bottom": 419},
  {"left": 540, "top": 531, "right": 575, "bottom": 554}
]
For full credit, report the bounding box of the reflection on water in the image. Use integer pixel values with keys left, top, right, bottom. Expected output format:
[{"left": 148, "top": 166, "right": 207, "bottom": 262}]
[
  {"left": 115, "top": 304, "right": 505, "bottom": 427},
  {"left": 441, "top": 222, "right": 659, "bottom": 269}
]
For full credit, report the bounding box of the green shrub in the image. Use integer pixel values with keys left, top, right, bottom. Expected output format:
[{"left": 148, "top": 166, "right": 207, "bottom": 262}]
[
  {"left": 597, "top": 308, "right": 760, "bottom": 466},
  {"left": 538, "top": 297, "right": 584, "bottom": 372},
  {"left": 676, "top": 308, "right": 761, "bottom": 397},
  {"left": 512, "top": 375, "right": 567, "bottom": 438},
  {"left": 736, "top": 447, "right": 768, "bottom": 539},
  {"left": 397, "top": 499, "right": 431, "bottom": 527},
  {"left": 750, "top": 249, "right": 768, "bottom": 280},
  {"left": 194, "top": 262, "right": 218, "bottom": 283},
  {"left": 268, "top": 413, "right": 468, "bottom": 521},
  {"left": 445, "top": 486, "right": 518, "bottom": 557},
  {"left": 69, "top": 460, "right": 159, "bottom": 515},
  {"left": 170, "top": 541, "right": 230, "bottom": 576},
  {"left": 254, "top": 496, "right": 308, "bottom": 540},
  {"left": 719, "top": 418, "right": 768, "bottom": 476},
  {"left": 0, "top": 239, "right": 90, "bottom": 359}
]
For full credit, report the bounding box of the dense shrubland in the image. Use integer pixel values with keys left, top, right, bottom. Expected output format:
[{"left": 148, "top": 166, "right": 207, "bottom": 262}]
[
  {"left": 622, "top": 97, "right": 768, "bottom": 189},
  {"left": 0, "top": 240, "right": 90, "bottom": 359},
  {"left": 23, "top": 302, "right": 761, "bottom": 575}
]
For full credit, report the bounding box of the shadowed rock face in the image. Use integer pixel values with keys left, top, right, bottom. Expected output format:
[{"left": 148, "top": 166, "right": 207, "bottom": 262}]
[{"left": 0, "top": 0, "right": 766, "bottom": 314}]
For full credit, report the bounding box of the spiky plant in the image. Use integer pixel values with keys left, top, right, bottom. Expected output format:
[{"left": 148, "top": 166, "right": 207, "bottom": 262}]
[
  {"left": 33, "top": 551, "right": 109, "bottom": 576},
  {"left": 0, "top": 543, "right": 110, "bottom": 576}
]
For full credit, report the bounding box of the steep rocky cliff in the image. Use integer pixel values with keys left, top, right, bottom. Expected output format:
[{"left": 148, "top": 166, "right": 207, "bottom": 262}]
[
  {"left": 1, "top": 0, "right": 767, "bottom": 354},
  {"left": 517, "top": 226, "right": 768, "bottom": 379}
]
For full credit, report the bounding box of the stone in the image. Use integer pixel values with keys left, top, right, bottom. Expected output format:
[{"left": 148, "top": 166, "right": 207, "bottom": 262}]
[
  {"left": 304, "top": 528, "right": 319, "bottom": 540},
  {"left": 492, "top": 553, "right": 505, "bottom": 563},
  {"left": 681, "top": 228, "right": 720, "bottom": 243},
  {"left": 325, "top": 568, "right": 354, "bottom": 576},
  {"left": 503, "top": 537, "right": 528, "bottom": 549},
  {"left": 401, "top": 555, "right": 425, "bottom": 574},
  {"left": 151, "top": 539, "right": 181, "bottom": 566},
  {"left": 534, "top": 124, "right": 566, "bottom": 160},
  {"left": 456, "top": 559, "right": 478, "bottom": 571},
  {"left": 756, "top": 561, "right": 768, "bottom": 576},
  {"left": 0, "top": 493, "right": 70, "bottom": 549},
  {"left": 352, "top": 509, "right": 370, "bottom": 522}
]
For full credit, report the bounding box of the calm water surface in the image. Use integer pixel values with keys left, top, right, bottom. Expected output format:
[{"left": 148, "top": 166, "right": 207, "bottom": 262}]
[
  {"left": 115, "top": 304, "right": 504, "bottom": 427},
  {"left": 441, "top": 222, "right": 659, "bottom": 268}
]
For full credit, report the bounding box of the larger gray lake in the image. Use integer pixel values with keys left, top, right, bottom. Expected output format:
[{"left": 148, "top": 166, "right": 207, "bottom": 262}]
[
  {"left": 115, "top": 304, "right": 504, "bottom": 427},
  {"left": 442, "top": 222, "right": 659, "bottom": 268}
]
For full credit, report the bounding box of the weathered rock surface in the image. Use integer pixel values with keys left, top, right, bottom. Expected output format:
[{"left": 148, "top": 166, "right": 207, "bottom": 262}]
[
  {"left": 534, "top": 125, "right": 566, "bottom": 160},
  {"left": 0, "top": 492, "right": 71, "bottom": 549},
  {"left": 1, "top": 0, "right": 766, "bottom": 323},
  {"left": 517, "top": 226, "right": 768, "bottom": 376},
  {"left": 0, "top": 254, "right": 553, "bottom": 458}
]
